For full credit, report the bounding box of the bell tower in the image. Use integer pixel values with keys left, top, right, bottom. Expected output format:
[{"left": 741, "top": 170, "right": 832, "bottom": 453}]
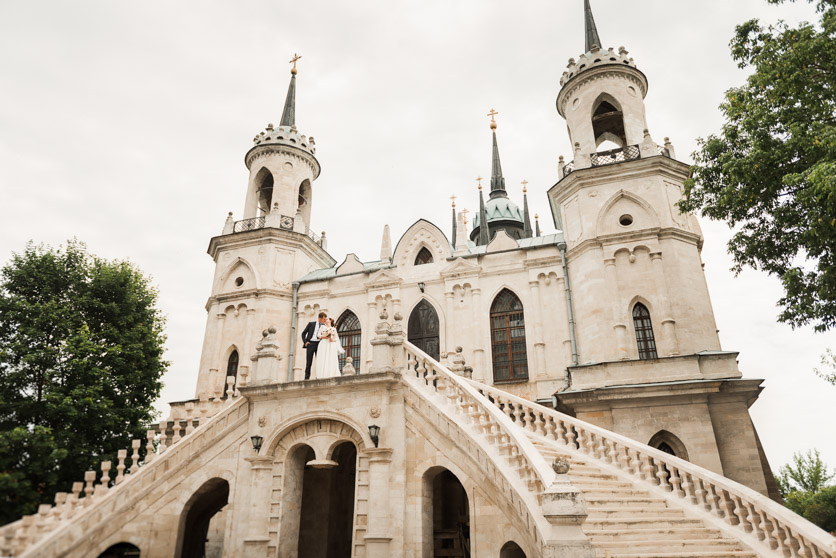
[{"left": 194, "top": 56, "right": 335, "bottom": 400}]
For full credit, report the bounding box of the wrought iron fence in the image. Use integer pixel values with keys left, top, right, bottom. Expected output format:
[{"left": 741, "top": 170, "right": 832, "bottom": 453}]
[
  {"left": 232, "top": 216, "right": 266, "bottom": 233},
  {"left": 563, "top": 160, "right": 576, "bottom": 177},
  {"left": 656, "top": 144, "right": 671, "bottom": 158},
  {"left": 590, "top": 144, "right": 640, "bottom": 167},
  {"left": 306, "top": 229, "right": 321, "bottom": 245}
]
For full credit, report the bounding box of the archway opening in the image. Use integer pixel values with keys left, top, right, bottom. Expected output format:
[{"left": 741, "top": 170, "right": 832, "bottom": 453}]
[
  {"left": 297, "top": 442, "right": 358, "bottom": 558},
  {"left": 98, "top": 543, "right": 140, "bottom": 558},
  {"left": 336, "top": 311, "right": 361, "bottom": 373},
  {"left": 223, "top": 349, "right": 239, "bottom": 399},
  {"left": 298, "top": 179, "right": 312, "bottom": 226},
  {"left": 424, "top": 468, "right": 470, "bottom": 558},
  {"left": 592, "top": 98, "right": 626, "bottom": 149},
  {"left": 408, "top": 299, "right": 440, "bottom": 361},
  {"left": 500, "top": 541, "right": 526, "bottom": 558},
  {"left": 648, "top": 430, "right": 689, "bottom": 461},
  {"left": 256, "top": 167, "right": 274, "bottom": 216},
  {"left": 176, "top": 478, "right": 229, "bottom": 558}
]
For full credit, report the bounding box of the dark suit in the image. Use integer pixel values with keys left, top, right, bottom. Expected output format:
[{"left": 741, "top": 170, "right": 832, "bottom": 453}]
[{"left": 301, "top": 321, "right": 322, "bottom": 380}]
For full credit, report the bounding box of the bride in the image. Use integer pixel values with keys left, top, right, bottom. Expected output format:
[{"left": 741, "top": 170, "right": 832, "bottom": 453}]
[{"left": 315, "top": 317, "right": 343, "bottom": 379}]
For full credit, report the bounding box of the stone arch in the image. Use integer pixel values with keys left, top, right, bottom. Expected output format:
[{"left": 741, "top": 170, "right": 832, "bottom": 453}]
[
  {"left": 219, "top": 257, "right": 258, "bottom": 292},
  {"left": 96, "top": 542, "right": 141, "bottom": 558},
  {"left": 298, "top": 178, "right": 312, "bottom": 225},
  {"left": 421, "top": 466, "right": 471, "bottom": 558},
  {"left": 392, "top": 219, "right": 451, "bottom": 267},
  {"left": 254, "top": 167, "right": 274, "bottom": 215},
  {"left": 490, "top": 288, "right": 530, "bottom": 383},
  {"left": 501, "top": 541, "right": 527, "bottom": 558},
  {"left": 591, "top": 92, "right": 626, "bottom": 149},
  {"left": 174, "top": 477, "right": 230, "bottom": 558},
  {"left": 626, "top": 294, "right": 655, "bottom": 317},
  {"left": 335, "top": 308, "right": 362, "bottom": 372},
  {"left": 407, "top": 298, "right": 442, "bottom": 361},
  {"left": 649, "top": 429, "right": 689, "bottom": 461},
  {"left": 223, "top": 346, "right": 239, "bottom": 398},
  {"left": 264, "top": 412, "right": 371, "bottom": 458},
  {"left": 414, "top": 245, "right": 435, "bottom": 265},
  {"left": 595, "top": 189, "right": 660, "bottom": 238}
]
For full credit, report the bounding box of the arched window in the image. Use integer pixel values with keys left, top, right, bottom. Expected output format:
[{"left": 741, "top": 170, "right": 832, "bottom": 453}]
[
  {"left": 224, "top": 350, "right": 239, "bottom": 398},
  {"left": 592, "top": 97, "right": 626, "bottom": 149},
  {"left": 255, "top": 168, "right": 274, "bottom": 215},
  {"left": 414, "top": 247, "right": 434, "bottom": 265},
  {"left": 648, "top": 430, "right": 689, "bottom": 461},
  {"left": 632, "top": 303, "right": 657, "bottom": 360},
  {"left": 490, "top": 289, "right": 529, "bottom": 383},
  {"left": 336, "top": 311, "right": 361, "bottom": 373}
]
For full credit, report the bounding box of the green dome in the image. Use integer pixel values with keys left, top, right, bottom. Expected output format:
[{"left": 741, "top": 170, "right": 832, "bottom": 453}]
[{"left": 472, "top": 197, "right": 524, "bottom": 229}]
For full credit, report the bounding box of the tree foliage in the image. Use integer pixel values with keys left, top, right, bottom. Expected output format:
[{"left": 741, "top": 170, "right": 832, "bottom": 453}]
[
  {"left": 776, "top": 449, "right": 836, "bottom": 533},
  {"left": 0, "top": 240, "right": 167, "bottom": 525},
  {"left": 680, "top": 0, "right": 836, "bottom": 331}
]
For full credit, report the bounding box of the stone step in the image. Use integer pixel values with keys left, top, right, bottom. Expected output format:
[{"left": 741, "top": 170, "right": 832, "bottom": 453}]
[
  {"left": 584, "top": 496, "right": 668, "bottom": 508},
  {"left": 596, "top": 552, "right": 756, "bottom": 558},
  {"left": 584, "top": 517, "right": 705, "bottom": 531},
  {"left": 571, "top": 479, "right": 636, "bottom": 489},
  {"left": 594, "top": 538, "right": 745, "bottom": 552},
  {"left": 579, "top": 488, "right": 656, "bottom": 498},
  {"left": 587, "top": 527, "right": 723, "bottom": 542}
]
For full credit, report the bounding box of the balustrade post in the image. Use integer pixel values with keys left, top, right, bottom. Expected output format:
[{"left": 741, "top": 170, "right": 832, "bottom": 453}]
[
  {"left": 542, "top": 461, "right": 595, "bottom": 558},
  {"left": 130, "top": 439, "right": 141, "bottom": 474},
  {"left": 115, "top": 450, "right": 127, "bottom": 484},
  {"left": 145, "top": 430, "right": 156, "bottom": 464}
]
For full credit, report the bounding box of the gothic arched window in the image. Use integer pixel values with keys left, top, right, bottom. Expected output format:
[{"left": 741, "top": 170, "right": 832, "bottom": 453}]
[
  {"left": 632, "top": 303, "right": 658, "bottom": 360},
  {"left": 414, "top": 247, "right": 433, "bottom": 266},
  {"left": 224, "top": 349, "right": 239, "bottom": 398},
  {"left": 255, "top": 167, "right": 274, "bottom": 215},
  {"left": 648, "top": 430, "right": 689, "bottom": 461},
  {"left": 490, "top": 289, "right": 529, "bottom": 383},
  {"left": 337, "top": 311, "right": 361, "bottom": 372},
  {"left": 592, "top": 96, "right": 627, "bottom": 149}
]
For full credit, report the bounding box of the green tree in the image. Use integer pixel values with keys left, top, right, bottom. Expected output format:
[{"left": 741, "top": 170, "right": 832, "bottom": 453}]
[
  {"left": 679, "top": 0, "right": 836, "bottom": 332},
  {"left": 0, "top": 240, "right": 167, "bottom": 525},
  {"left": 776, "top": 449, "right": 836, "bottom": 533},
  {"left": 814, "top": 348, "right": 836, "bottom": 384}
]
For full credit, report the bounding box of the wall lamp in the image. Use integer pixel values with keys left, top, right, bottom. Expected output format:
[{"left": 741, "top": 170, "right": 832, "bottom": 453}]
[
  {"left": 418, "top": 282, "right": 425, "bottom": 293},
  {"left": 250, "top": 434, "right": 264, "bottom": 453},
  {"left": 368, "top": 425, "right": 380, "bottom": 448}
]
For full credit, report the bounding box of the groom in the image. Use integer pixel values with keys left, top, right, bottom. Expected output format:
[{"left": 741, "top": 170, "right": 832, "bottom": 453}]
[{"left": 301, "top": 312, "right": 328, "bottom": 380}]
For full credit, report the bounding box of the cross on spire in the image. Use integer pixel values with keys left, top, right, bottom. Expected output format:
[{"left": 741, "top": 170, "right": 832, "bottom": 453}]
[
  {"left": 476, "top": 176, "right": 483, "bottom": 190},
  {"left": 462, "top": 208, "right": 470, "bottom": 225},
  {"left": 521, "top": 179, "right": 529, "bottom": 193},
  {"left": 289, "top": 53, "right": 302, "bottom": 75},
  {"left": 487, "top": 109, "right": 498, "bottom": 130},
  {"left": 450, "top": 194, "right": 457, "bottom": 208}
]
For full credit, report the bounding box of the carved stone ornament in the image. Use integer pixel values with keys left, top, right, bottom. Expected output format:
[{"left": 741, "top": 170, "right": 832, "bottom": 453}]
[
  {"left": 257, "top": 416, "right": 267, "bottom": 428},
  {"left": 369, "top": 406, "right": 381, "bottom": 419},
  {"left": 379, "top": 309, "right": 388, "bottom": 321},
  {"left": 552, "top": 457, "right": 571, "bottom": 475}
]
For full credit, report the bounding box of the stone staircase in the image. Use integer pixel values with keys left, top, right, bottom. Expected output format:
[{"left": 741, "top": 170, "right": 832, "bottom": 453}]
[{"left": 532, "top": 439, "right": 757, "bottom": 557}]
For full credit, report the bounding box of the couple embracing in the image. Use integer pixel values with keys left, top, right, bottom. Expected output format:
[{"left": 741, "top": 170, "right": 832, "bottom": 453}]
[{"left": 301, "top": 312, "right": 344, "bottom": 380}]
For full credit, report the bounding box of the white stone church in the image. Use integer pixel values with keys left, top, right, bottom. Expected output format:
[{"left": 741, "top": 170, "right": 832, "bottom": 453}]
[{"left": 3, "top": 3, "right": 835, "bottom": 558}]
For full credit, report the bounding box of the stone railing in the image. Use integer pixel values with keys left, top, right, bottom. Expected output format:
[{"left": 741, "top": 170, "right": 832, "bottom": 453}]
[
  {"left": 5, "top": 395, "right": 247, "bottom": 558},
  {"left": 470, "top": 381, "right": 836, "bottom": 558}
]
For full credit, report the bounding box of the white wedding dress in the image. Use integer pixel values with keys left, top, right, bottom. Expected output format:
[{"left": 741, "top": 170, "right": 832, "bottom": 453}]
[{"left": 315, "top": 326, "right": 342, "bottom": 379}]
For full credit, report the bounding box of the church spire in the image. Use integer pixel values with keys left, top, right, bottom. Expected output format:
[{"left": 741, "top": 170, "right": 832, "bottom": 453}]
[
  {"left": 521, "top": 180, "right": 532, "bottom": 238},
  {"left": 584, "top": 0, "right": 602, "bottom": 52},
  {"left": 280, "top": 53, "right": 302, "bottom": 127},
  {"left": 451, "top": 195, "right": 457, "bottom": 247},
  {"left": 477, "top": 179, "right": 490, "bottom": 245},
  {"left": 487, "top": 109, "right": 506, "bottom": 199}
]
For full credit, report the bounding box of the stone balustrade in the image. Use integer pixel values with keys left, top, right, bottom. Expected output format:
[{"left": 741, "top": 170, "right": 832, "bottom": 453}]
[
  {"left": 6, "top": 389, "right": 245, "bottom": 557},
  {"left": 470, "top": 381, "right": 836, "bottom": 558}
]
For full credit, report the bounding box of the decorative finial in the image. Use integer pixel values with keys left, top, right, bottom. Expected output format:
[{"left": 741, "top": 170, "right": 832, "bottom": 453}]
[
  {"left": 462, "top": 208, "right": 470, "bottom": 225},
  {"left": 535, "top": 213, "right": 539, "bottom": 220},
  {"left": 476, "top": 176, "right": 483, "bottom": 190},
  {"left": 487, "top": 108, "right": 498, "bottom": 130},
  {"left": 450, "top": 194, "right": 456, "bottom": 208},
  {"left": 521, "top": 179, "right": 528, "bottom": 194},
  {"left": 289, "top": 53, "right": 302, "bottom": 75}
]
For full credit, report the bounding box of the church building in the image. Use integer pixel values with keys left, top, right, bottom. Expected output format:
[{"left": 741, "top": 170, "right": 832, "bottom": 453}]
[{"left": 3, "top": 3, "right": 834, "bottom": 558}]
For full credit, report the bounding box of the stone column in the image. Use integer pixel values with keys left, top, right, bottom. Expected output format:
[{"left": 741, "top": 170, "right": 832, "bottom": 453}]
[
  {"left": 650, "top": 252, "right": 679, "bottom": 356},
  {"left": 444, "top": 290, "right": 455, "bottom": 354},
  {"left": 243, "top": 455, "right": 273, "bottom": 557},
  {"left": 604, "top": 258, "right": 629, "bottom": 360},
  {"left": 243, "top": 307, "right": 256, "bottom": 365},
  {"left": 250, "top": 327, "right": 282, "bottom": 385},
  {"left": 470, "top": 288, "right": 487, "bottom": 382},
  {"left": 528, "top": 279, "right": 547, "bottom": 380},
  {"left": 367, "top": 301, "right": 378, "bottom": 371},
  {"left": 213, "top": 311, "right": 227, "bottom": 394},
  {"left": 362, "top": 448, "right": 394, "bottom": 558}
]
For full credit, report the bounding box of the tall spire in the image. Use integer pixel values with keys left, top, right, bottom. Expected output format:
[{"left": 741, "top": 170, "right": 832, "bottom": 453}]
[
  {"left": 477, "top": 179, "right": 490, "bottom": 245},
  {"left": 535, "top": 213, "right": 541, "bottom": 237},
  {"left": 584, "top": 0, "right": 602, "bottom": 52},
  {"left": 280, "top": 53, "right": 302, "bottom": 127},
  {"left": 487, "top": 109, "right": 506, "bottom": 198},
  {"left": 521, "top": 180, "right": 532, "bottom": 238},
  {"left": 451, "top": 195, "right": 457, "bottom": 247}
]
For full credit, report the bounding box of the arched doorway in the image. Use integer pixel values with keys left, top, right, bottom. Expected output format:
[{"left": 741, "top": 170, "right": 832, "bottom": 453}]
[
  {"left": 500, "top": 541, "right": 526, "bottom": 558},
  {"left": 176, "top": 478, "right": 229, "bottom": 558},
  {"left": 408, "top": 299, "right": 440, "bottom": 361},
  {"left": 423, "top": 468, "right": 470, "bottom": 558},
  {"left": 286, "top": 442, "right": 357, "bottom": 558},
  {"left": 98, "top": 543, "right": 140, "bottom": 558},
  {"left": 224, "top": 349, "right": 239, "bottom": 399}
]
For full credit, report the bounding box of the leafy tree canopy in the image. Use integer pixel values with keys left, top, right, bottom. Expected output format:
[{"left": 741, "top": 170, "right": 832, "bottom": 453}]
[
  {"left": 0, "top": 240, "right": 167, "bottom": 524},
  {"left": 680, "top": 0, "right": 836, "bottom": 331},
  {"left": 776, "top": 449, "right": 836, "bottom": 533}
]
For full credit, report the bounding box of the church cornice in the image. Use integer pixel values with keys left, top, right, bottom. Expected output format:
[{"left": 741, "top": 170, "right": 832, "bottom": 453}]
[
  {"left": 557, "top": 65, "right": 648, "bottom": 117},
  {"left": 208, "top": 227, "right": 336, "bottom": 268},
  {"left": 566, "top": 227, "right": 702, "bottom": 260},
  {"left": 244, "top": 143, "right": 321, "bottom": 179},
  {"left": 205, "top": 287, "right": 293, "bottom": 310}
]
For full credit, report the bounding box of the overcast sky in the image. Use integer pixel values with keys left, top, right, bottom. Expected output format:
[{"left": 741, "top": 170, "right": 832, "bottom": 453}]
[{"left": 1, "top": 1, "right": 833, "bottom": 472}]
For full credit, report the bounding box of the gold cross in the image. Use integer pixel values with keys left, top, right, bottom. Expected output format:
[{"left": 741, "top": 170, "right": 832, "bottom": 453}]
[
  {"left": 521, "top": 179, "right": 528, "bottom": 193},
  {"left": 462, "top": 208, "right": 470, "bottom": 225},
  {"left": 487, "top": 109, "right": 498, "bottom": 122},
  {"left": 450, "top": 194, "right": 457, "bottom": 208},
  {"left": 289, "top": 53, "right": 302, "bottom": 74},
  {"left": 476, "top": 176, "right": 483, "bottom": 190}
]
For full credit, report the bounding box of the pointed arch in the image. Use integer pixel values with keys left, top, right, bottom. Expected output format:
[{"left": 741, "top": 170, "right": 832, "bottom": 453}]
[
  {"left": 297, "top": 178, "right": 312, "bottom": 226},
  {"left": 408, "top": 299, "right": 440, "bottom": 361},
  {"left": 632, "top": 302, "right": 657, "bottom": 360},
  {"left": 255, "top": 167, "right": 274, "bottom": 215},
  {"left": 414, "top": 246, "right": 434, "bottom": 265},
  {"left": 595, "top": 189, "right": 661, "bottom": 238},
  {"left": 591, "top": 93, "right": 626, "bottom": 148},
  {"left": 392, "top": 219, "right": 450, "bottom": 267},
  {"left": 336, "top": 309, "right": 361, "bottom": 373},
  {"left": 648, "top": 430, "right": 689, "bottom": 461},
  {"left": 175, "top": 478, "right": 229, "bottom": 558},
  {"left": 219, "top": 257, "right": 259, "bottom": 292},
  {"left": 490, "top": 289, "right": 529, "bottom": 383},
  {"left": 223, "top": 348, "right": 239, "bottom": 398}
]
